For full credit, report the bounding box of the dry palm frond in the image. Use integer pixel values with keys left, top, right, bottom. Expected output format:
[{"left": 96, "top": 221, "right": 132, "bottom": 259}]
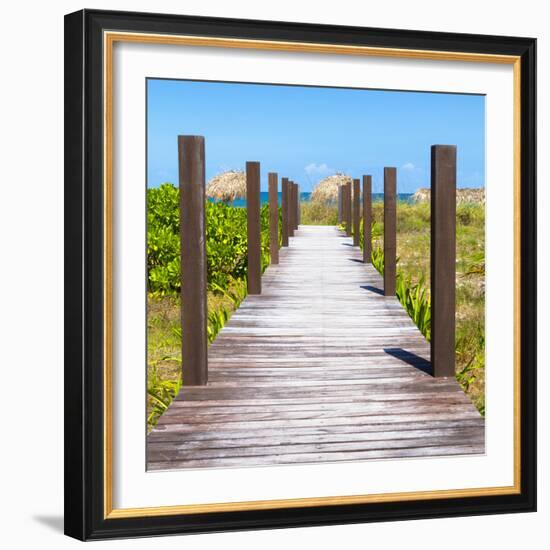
[
  {"left": 413, "top": 187, "right": 485, "bottom": 205},
  {"left": 206, "top": 170, "right": 246, "bottom": 202},
  {"left": 310, "top": 173, "right": 352, "bottom": 204}
]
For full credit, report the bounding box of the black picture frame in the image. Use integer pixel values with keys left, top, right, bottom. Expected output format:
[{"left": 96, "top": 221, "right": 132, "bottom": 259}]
[{"left": 64, "top": 8, "right": 536, "bottom": 541}]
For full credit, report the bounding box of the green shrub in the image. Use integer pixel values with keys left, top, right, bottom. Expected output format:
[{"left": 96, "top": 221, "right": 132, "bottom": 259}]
[
  {"left": 147, "top": 183, "right": 272, "bottom": 296},
  {"left": 147, "top": 364, "right": 182, "bottom": 429}
]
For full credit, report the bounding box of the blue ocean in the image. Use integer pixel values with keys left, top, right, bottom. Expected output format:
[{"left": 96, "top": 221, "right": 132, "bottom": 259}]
[{"left": 208, "top": 192, "right": 414, "bottom": 207}]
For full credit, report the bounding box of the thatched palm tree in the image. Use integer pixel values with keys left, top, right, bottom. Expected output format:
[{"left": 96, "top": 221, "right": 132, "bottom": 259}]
[
  {"left": 206, "top": 170, "right": 246, "bottom": 204},
  {"left": 310, "top": 173, "right": 352, "bottom": 204}
]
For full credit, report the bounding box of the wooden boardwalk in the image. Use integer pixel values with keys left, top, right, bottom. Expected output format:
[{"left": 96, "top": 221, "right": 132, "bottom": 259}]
[{"left": 147, "top": 225, "right": 484, "bottom": 470}]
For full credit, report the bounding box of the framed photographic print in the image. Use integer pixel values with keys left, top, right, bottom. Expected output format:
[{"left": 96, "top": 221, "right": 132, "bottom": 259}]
[{"left": 64, "top": 9, "right": 536, "bottom": 540}]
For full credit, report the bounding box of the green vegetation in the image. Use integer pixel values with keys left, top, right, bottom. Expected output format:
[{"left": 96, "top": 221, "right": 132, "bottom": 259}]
[{"left": 148, "top": 183, "right": 272, "bottom": 295}]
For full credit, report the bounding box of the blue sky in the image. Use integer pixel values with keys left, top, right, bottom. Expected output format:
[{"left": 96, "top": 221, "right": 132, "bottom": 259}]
[{"left": 147, "top": 79, "right": 485, "bottom": 193}]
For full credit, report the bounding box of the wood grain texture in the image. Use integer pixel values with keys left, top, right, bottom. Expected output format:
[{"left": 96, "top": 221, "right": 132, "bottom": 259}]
[
  {"left": 297, "top": 184, "right": 301, "bottom": 226},
  {"left": 384, "top": 167, "right": 396, "bottom": 296},
  {"left": 281, "top": 178, "right": 289, "bottom": 247},
  {"left": 293, "top": 182, "right": 299, "bottom": 230},
  {"left": 178, "top": 136, "right": 208, "bottom": 385},
  {"left": 268, "top": 173, "right": 279, "bottom": 264},
  {"left": 148, "top": 226, "right": 484, "bottom": 470},
  {"left": 363, "top": 175, "right": 372, "bottom": 263},
  {"left": 337, "top": 185, "right": 343, "bottom": 224},
  {"left": 344, "top": 182, "right": 352, "bottom": 236},
  {"left": 431, "top": 146, "right": 457, "bottom": 377},
  {"left": 288, "top": 180, "right": 295, "bottom": 237},
  {"left": 353, "top": 178, "right": 361, "bottom": 246},
  {"left": 246, "top": 161, "right": 261, "bottom": 294}
]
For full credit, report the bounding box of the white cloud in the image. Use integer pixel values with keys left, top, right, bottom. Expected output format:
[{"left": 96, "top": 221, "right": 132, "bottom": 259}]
[
  {"left": 402, "top": 162, "right": 415, "bottom": 171},
  {"left": 304, "top": 162, "right": 333, "bottom": 177}
]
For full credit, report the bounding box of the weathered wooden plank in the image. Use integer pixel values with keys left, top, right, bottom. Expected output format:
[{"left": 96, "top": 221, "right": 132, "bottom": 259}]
[
  {"left": 159, "top": 406, "right": 481, "bottom": 426},
  {"left": 165, "top": 398, "right": 475, "bottom": 416},
  {"left": 149, "top": 425, "right": 483, "bottom": 449},
  {"left": 168, "top": 390, "right": 473, "bottom": 408},
  {"left": 154, "top": 409, "right": 482, "bottom": 433},
  {"left": 148, "top": 433, "right": 485, "bottom": 462},
  {"left": 148, "top": 444, "right": 485, "bottom": 470},
  {"left": 172, "top": 379, "right": 466, "bottom": 400},
  {"left": 148, "top": 418, "right": 484, "bottom": 443},
  {"left": 162, "top": 396, "right": 477, "bottom": 416}
]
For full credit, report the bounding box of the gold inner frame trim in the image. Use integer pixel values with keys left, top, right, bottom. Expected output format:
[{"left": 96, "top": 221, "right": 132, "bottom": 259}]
[{"left": 103, "top": 30, "right": 522, "bottom": 520}]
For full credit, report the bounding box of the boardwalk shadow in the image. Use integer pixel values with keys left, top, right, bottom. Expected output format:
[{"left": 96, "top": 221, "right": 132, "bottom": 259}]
[
  {"left": 348, "top": 258, "right": 364, "bottom": 264},
  {"left": 384, "top": 347, "right": 432, "bottom": 375},
  {"left": 341, "top": 242, "right": 354, "bottom": 247},
  {"left": 360, "top": 285, "right": 384, "bottom": 296}
]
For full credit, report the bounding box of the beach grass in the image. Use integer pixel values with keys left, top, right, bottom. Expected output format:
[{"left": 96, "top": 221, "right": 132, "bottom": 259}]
[{"left": 300, "top": 201, "right": 338, "bottom": 225}]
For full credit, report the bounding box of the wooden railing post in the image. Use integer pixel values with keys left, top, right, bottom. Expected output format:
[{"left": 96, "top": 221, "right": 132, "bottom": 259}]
[
  {"left": 342, "top": 184, "right": 347, "bottom": 233},
  {"left": 362, "top": 175, "right": 372, "bottom": 263},
  {"left": 281, "top": 177, "right": 289, "bottom": 246},
  {"left": 345, "top": 182, "right": 352, "bottom": 237},
  {"left": 288, "top": 180, "right": 296, "bottom": 237},
  {"left": 178, "top": 135, "right": 208, "bottom": 386},
  {"left": 292, "top": 182, "right": 297, "bottom": 230},
  {"left": 384, "top": 167, "right": 396, "bottom": 296},
  {"left": 431, "top": 145, "right": 457, "bottom": 377},
  {"left": 337, "top": 185, "right": 343, "bottom": 224},
  {"left": 297, "top": 184, "right": 301, "bottom": 227},
  {"left": 353, "top": 178, "right": 360, "bottom": 246},
  {"left": 268, "top": 172, "right": 279, "bottom": 264},
  {"left": 246, "top": 161, "right": 262, "bottom": 294}
]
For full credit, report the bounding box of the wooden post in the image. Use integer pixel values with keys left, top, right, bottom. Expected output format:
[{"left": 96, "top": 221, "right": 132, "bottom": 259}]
[
  {"left": 246, "top": 161, "right": 261, "bottom": 294},
  {"left": 268, "top": 172, "right": 279, "bottom": 264},
  {"left": 431, "top": 145, "right": 457, "bottom": 377},
  {"left": 345, "top": 182, "right": 352, "bottom": 237},
  {"left": 341, "top": 184, "right": 346, "bottom": 232},
  {"left": 296, "top": 184, "right": 301, "bottom": 227},
  {"left": 384, "top": 167, "right": 396, "bottom": 296},
  {"left": 337, "top": 185, "right": 343, "bottom": 223},
  {"left": 292, "top": 182, "right": 296, "bottom": 230},
  {"left": 179, "top": 135, "right": 208, "bottom": 386},
  {"left": 295, "top": 183, "right": 298, "bottom": 228},
  {"left": 294, "top": 183, "right": 300, "bottom": 230},
  {"left": 288, "top": 181, "right": 295, "bottom": 237},
  {"left": 281, "top": 177, "right": 289, "bottom": 246},
  {"left": 363, "top": 175, "right": 372, "bottom": 263},
  {"left": 353, "top": 178, "right": 360, "bottom": 246}
]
